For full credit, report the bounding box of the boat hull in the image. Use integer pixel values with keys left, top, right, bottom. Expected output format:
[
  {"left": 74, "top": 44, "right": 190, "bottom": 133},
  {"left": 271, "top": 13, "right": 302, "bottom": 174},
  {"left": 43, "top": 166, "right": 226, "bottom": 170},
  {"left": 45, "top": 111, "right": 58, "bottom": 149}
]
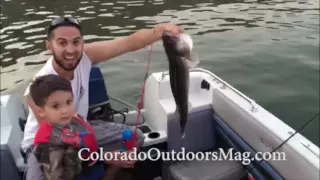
[
  {"left": 143, "top": 68, "right": 319, "bottom": 180},
  {"left": 0, "top": 67, "right": 318, "bottom": 180}
]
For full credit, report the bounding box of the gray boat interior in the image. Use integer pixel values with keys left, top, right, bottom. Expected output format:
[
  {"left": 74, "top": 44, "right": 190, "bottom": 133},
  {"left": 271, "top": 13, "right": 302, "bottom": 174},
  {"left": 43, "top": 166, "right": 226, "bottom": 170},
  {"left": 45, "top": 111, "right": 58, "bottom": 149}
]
[
  {"left": 86, "top": 66, "right": 284, "bottom": 180},
  {"left": 161, "top": 105, "right": 283, "bottom": 180},
  {"left": 0, "top": 66, "right": 287, "bottom": 180}
]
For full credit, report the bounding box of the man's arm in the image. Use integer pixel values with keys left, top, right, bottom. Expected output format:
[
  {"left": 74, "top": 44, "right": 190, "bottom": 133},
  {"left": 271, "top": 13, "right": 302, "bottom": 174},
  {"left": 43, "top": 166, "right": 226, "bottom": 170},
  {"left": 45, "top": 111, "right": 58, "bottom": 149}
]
[
  {"left": 25, "top": 94, "right": 45, "bottom": 124},
  {"left": 84, "top": 24, "right": 183, "bottom": 64}
]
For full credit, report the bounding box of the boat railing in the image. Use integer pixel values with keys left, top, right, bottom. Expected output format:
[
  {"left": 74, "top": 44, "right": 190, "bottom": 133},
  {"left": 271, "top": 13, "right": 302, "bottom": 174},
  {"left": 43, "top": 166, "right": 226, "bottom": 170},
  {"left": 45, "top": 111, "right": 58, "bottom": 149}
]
[{"left": 159, "top": 68, "right": 259, "bottom": 113}]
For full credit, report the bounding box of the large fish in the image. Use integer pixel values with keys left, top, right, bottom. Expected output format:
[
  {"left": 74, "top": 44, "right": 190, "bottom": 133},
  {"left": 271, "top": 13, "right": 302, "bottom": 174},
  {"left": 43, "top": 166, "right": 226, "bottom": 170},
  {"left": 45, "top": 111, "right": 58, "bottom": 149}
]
[{"left": 161, "top": 31, "right": 199, "bottom": 139}]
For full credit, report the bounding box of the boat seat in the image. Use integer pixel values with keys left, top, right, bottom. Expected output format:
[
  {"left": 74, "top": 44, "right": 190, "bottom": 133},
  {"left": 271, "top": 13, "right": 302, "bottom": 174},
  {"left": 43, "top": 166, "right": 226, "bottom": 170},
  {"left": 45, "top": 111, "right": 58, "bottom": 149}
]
[
  {"left": 87, "top": 66, "right": 128, "bottom": 123},
  {"left": 168, "top": 150, "right": 246, "bottom": 180},
  {"left": 17, "top": 66, "right": 127, "bottom": 132}
]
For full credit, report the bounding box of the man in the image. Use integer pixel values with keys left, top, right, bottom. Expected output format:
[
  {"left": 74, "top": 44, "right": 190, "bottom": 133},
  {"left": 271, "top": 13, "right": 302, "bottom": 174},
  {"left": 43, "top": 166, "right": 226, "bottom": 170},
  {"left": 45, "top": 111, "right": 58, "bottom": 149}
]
[{"left": 22, "top": 17, "right": 184, "bottom": 179}]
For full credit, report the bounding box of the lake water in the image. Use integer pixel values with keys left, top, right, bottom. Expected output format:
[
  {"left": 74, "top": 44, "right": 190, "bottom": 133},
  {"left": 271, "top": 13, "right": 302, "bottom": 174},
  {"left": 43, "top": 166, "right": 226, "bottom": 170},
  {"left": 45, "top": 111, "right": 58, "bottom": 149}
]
[{"left": 1, "top": 0, "right": 319, "bottom": 146}]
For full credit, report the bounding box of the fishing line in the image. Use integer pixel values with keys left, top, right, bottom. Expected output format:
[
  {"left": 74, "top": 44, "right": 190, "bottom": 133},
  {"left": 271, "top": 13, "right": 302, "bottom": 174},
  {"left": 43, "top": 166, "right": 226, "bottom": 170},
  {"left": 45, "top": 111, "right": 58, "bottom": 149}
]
[
  {"left": 241, "top": 112, "right": 320, "bottom": 180},
  {"left": 128, "top": 43, "right": 154, "bottom": 151}
]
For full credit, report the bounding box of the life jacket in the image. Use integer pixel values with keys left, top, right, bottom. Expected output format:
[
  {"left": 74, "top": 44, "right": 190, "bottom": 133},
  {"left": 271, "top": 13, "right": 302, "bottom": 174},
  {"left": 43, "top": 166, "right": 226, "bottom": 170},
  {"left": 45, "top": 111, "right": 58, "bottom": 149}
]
[{"left": 34, "top": 114, "right": 99, "bottom": 166}]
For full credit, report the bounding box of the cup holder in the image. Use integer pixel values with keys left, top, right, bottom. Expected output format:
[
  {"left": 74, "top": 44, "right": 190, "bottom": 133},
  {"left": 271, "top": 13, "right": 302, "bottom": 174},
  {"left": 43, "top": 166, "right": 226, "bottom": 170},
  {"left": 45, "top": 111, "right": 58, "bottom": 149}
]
[{"left": 148, "top": 132, "right": 160, "bottom": 139}]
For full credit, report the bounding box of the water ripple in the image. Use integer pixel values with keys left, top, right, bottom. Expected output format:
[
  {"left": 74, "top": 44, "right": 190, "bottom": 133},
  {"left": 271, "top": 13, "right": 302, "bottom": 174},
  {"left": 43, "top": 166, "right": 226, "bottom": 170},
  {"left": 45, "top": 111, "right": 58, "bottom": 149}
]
[
  {"left": 5, "top": 42, "right": 28, "bottom": 50},
  {"left": 1, "top": 20, "right": 50, "bottom": 34},
  {"left": 0, "top": 0, "right": 319, "bottom": 145},
  {"left": 101, "top": 3, "right": 114, "bottom": 5},
  {"left": 23, "top": 28, "right": 45, "bottom": 33},
  {"left": 35, "top": 11, "right": 53, "bottom": 15}
]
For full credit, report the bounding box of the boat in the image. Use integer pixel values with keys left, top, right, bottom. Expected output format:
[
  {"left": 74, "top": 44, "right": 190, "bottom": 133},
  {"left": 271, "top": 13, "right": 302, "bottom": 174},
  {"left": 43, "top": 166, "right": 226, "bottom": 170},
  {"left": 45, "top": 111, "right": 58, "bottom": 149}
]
[{"left": 1, "top": 65, "right": 319, "bottom": 180}]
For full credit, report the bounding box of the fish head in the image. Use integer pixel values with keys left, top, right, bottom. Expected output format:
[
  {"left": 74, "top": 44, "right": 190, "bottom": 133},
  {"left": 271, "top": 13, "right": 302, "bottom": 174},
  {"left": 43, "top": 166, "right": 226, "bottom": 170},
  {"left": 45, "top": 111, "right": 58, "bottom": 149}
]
[
  {"left": 161, "top": 31, "right": 179, "bottom": 49},
  {"left": 162, "top": 31, "right": 199, "bottom": 68},
  {"left": 176, "top": 33, "right": 193, "bottom": 61},
  {"left": 178, "top": 33, "right": 193, "bottom": 51},
  {"left": 162, "top": 32, "right": 191, "bottom": 55}
]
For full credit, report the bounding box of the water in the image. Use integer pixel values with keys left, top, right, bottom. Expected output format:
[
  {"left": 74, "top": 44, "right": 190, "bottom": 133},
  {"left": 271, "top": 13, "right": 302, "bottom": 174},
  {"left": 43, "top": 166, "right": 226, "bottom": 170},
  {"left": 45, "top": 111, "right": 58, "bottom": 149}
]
[{"left": 1, "top": 0, "right": 319, "bottom": 146}]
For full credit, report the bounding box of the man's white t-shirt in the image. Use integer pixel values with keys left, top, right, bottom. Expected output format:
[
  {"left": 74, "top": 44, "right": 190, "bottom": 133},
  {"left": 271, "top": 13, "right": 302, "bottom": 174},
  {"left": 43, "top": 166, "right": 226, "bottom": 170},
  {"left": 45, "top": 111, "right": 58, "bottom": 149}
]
[{"left": 21, "top": 52, "right": 92, "bottom": 152}]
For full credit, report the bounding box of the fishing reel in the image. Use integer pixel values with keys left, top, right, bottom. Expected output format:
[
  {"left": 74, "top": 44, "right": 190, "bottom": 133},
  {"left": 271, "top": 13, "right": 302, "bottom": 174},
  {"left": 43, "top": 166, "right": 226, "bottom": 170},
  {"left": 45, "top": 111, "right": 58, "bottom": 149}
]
[{"left": 88, "top": 103, "right": 128, "bottom": 124}]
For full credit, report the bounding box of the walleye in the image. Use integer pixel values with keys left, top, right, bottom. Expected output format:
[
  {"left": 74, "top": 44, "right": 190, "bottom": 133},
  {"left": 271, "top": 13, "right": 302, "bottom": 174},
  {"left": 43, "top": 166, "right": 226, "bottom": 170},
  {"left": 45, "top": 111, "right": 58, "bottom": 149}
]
[{"left": 161, "top": 31, "right": 199, "bottom": 139}]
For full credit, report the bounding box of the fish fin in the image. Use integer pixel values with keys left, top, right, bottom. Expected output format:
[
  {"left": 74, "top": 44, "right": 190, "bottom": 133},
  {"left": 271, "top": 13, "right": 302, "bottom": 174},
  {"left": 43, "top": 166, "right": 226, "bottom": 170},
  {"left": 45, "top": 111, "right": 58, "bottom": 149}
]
[
  {"left": 185, "top": 53, "right": 199, "bottom": 69},
  {"left": 174, "top": 107, "right": 179, "bottom": 117},
  {"left": 187, "top": 101, "right": 192, "bottom": 113},
  {"left": 174, "top": 107, "right": 185, "bottom": 138},
  {"left": 181, "top": 102, "right": 190, "bottom": 139},
  {"left": 181, "top": 131, "right": 186, "bottom": 139},
  {"left": 179, "top": 102, "right": 191, "bottom": 140}
]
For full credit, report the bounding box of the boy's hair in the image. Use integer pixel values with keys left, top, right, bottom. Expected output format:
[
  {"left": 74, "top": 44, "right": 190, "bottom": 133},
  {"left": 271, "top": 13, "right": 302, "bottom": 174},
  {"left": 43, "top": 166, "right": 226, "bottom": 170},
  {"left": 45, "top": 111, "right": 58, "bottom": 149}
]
[{"left": 29, "top": 74, "right": 73, "bottom": 107}]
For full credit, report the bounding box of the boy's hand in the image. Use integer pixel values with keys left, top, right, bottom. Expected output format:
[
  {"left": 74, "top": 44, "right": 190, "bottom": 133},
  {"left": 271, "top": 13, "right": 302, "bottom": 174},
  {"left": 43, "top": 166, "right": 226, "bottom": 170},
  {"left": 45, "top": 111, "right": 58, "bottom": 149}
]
[{"left": 104, "top": 150, "right": 136, "bottom": 168}]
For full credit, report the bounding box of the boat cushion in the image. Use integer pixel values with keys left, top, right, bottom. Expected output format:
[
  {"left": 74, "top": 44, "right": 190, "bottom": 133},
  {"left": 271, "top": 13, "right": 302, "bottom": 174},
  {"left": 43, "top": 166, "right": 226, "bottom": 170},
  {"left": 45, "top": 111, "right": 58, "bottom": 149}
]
[
  {"left": 1, "top": 145, "right": 21, "bottom": 180},
  {"left": 168, "top": 150, "right": 246, "bottom": 180},
  {"left": 88, "top": 66, "right": 110, "bottom": 108}
]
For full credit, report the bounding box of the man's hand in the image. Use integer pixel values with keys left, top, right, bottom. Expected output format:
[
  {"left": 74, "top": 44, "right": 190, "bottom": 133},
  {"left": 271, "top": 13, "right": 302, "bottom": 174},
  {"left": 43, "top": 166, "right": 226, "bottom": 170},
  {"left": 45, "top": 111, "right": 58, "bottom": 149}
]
[
  {"left": 154, "top": 24, "right": 184, "bottom": 38},
  {"left": 26, "top": 94, "right": 45, "bottom": 124},
  {"left": 104, "top": 150, "right": 136, "bottom": 168}
]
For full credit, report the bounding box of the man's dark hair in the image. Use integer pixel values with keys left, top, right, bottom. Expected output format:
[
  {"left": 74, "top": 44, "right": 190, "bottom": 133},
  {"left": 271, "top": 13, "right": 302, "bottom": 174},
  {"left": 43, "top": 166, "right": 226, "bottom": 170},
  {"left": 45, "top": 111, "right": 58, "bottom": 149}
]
[
  {"left": 46, "top": 17, "right": 82, "bottom": 40},
  {"left": 29, "top": 74, "right": 73, "bottom": 107}
]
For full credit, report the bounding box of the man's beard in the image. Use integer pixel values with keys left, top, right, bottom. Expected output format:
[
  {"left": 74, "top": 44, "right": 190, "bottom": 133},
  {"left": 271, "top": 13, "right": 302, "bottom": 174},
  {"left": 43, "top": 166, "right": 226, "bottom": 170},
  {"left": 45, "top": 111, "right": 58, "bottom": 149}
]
[{"left": 52, "top": 52, "right": 82, "bottom": 71}]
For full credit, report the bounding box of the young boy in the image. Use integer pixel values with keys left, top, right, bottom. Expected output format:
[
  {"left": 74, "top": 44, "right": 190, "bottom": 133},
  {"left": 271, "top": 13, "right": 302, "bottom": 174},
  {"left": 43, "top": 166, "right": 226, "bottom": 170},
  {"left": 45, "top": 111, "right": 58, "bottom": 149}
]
[{"left": 29, "top": 74, "right": 105, "bottom": 180}]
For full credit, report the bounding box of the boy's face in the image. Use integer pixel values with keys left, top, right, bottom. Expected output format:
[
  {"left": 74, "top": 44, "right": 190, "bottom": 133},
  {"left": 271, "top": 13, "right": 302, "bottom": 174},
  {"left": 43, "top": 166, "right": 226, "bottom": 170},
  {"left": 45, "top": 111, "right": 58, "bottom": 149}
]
[{"left": 38, "top": 90, "right": 75, "bottom": 125}]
